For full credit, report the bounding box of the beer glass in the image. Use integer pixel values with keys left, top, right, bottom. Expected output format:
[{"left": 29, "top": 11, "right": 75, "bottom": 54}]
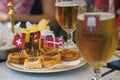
[
  {"left": 75, "top": 0, "right": 118, "bottom": 80},
  {"left": 55, "top": 0, "right": 79, "bottom": 48}
]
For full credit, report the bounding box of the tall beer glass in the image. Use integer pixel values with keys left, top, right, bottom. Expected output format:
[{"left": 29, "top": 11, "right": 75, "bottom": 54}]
[
  {"left": 76, "top": 12, "right": 118, "bottom": 79},
  {"left": 55, "top": 0, "right": 79, "bottom": 48}
]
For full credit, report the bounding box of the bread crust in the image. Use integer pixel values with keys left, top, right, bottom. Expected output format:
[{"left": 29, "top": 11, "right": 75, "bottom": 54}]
[
  {"left": 24, "top": 57, "right": 42, "bottom": 69},
  {"left": 60, "top": 48, "right": 81, "bottom": 61},
  {"left": 7, "top": 51, "right": 28, "bottom": 64},
  {"left": 41, "top": 53, "right": 61, "bottom": 68}
]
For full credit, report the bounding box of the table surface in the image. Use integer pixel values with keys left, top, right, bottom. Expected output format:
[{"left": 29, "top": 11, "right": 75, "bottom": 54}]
[
  {"left": 0, "top": 51, "right": 120, "bottom": 80},
  {"left": 0, "top": 22, "right": 120, "bottom": 80},
  {"left": 0, "top": 61, "right": 119, "bottom": 80}
]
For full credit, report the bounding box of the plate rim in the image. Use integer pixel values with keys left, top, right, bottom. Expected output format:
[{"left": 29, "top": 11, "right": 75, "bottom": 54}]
[
  {"left": 0, "top": 42, "right": 16, "bottom": 51},
  {"left": 6, "top": 60, "right": 86, "bottom": 73}
]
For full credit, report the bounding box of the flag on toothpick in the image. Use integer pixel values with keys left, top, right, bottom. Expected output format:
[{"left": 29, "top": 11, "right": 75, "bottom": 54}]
[
  {"left": 41, "top": 35, "right": 53, "bottom": 44},
  {"left": 40, "top": 36, "right": 64, "bottom": 48},
  {"left": 31, "top": 31, "right": 40, "bottom": 40},
  {"left": 39, "top": 35, "right": 52, "bottom": 48},
  {"left": 21, "top": 33, "right": 30, "bottom": 42},
  {"left": 56, "top": 36, "right": 64, "bottom": 45},
  {"left": 12, "top": 35, "right": 25, "bottom": 49},
  {"left": 46, "top": 38, "right": 59, "bottom": 48}
]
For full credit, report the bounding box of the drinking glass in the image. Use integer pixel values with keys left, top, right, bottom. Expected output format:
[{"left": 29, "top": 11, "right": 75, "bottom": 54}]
[
  {"left": 55, "top": 0, "right": 79, "bottom": 48},
  {"left": 75, "top": 0, "right": 118, "bottom": 80}
]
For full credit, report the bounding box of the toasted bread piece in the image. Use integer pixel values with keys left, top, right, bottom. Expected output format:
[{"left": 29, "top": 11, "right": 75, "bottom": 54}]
[
  {"left": 25, "top": 48, "right": 40, "bottom": 57},
  {"left": 42, "top": 53, "right": 61, "bottom": 68},
  {"left": 60, "top": 48, "right": 81, "bottom": 61},
  {"left": 7, "top": 51, "right": 28, "bottom": 64},
  {"left": 24, "top": 56, "right": 42, "bottom": 69}
]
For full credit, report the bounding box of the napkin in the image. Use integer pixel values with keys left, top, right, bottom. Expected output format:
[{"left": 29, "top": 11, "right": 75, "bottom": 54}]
[{"left": 107, "top": 60, "right": 120, "bottom": 70}]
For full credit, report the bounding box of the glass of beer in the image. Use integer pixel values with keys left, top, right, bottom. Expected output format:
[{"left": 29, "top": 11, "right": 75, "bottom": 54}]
[
  {"left": 55, "top": 0, "right": 79, "bottom": 48},
  {"left": 75, "top": 12, "right": 118, "bottom": 80}
]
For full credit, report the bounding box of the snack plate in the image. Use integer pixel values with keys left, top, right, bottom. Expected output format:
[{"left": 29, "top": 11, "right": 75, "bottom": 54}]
[
  {"left": 0, "top": 42, "right": 15, "bottom": 51},
  {"left": 0, "top": 42, "right": 15, "bottom": 60},
  {"left": 6, "top": 58, "right": 86, "bottom": 73}
]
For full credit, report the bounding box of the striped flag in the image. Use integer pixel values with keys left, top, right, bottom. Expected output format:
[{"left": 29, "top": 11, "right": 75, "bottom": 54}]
[
  {"left": 40, "top": 35, "right": 53, "bottom": 48},
  {"left": 46, "top": 38, "right": 59, "bottom": 48},
  {"left": 21, "top": 31, "right": 41, "bottom": 42},
  {"left": 21, "top": 33, "right": 30, "bottom": 42}
]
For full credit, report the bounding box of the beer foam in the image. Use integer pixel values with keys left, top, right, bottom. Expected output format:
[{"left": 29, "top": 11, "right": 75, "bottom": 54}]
[
  {"left": 78, "top": 12, "right": 115, "bottom": 21},
  {"left": 55, "top": 2, "right": 78, "bottom": 7}
]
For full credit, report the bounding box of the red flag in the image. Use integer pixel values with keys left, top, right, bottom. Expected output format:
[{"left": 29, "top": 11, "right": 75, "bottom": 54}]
[
  {"left": 40, "top": 35, "right": 52, "bottom": 48},
  {"left": 46, "top": 38, "right": 59, "bottom": 48},
  {"left": 57, "top": 36, "right": 64, "bottom": 45},
  {"left": 21, "top": 33, "right": 30, "bottom": 42},
  {"left": 12, "top": 35, "right": 25, "bottom": 49},
  {"left": 41, "top": 35, "right": 53, "bottom": 45},
  {"left": 32, "top": 31, "right": 40, "bottom": 40},
  {"left": 41, "top": 36, "right": 47, "bottom": 45},
  {"left": 38, "top": 38, "right": 44, "bottom": 48}
]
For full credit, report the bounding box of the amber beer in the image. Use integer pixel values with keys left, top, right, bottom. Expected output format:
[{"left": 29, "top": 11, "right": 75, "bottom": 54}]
[
  {"left": 55, "top": 2, "right": 78, "bottom": 32},
  {"left": 76, "top": 13, "right": 118, "bottom": 68}
]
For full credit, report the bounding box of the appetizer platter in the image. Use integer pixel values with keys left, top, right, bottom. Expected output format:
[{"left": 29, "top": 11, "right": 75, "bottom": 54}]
[
  {"left": 5, "top": 19, "right": 86, "bottom": 73},
  {"left": 4, "top": 2, "right": 86, "bottom": 73},
  {"left": 6, "top": 47, "right": 86, "bottom": 73}
]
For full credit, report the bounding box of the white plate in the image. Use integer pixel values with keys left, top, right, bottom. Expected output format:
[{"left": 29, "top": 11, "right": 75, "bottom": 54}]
[
  {"left": 0, "top": 42, "right": 15, "bottom": 51},
  {"left": 0, "top": 42, "right": 15, "bottom": 59},
  {"left": 6, "top": 58, "right": 86, "bottom": 73}
]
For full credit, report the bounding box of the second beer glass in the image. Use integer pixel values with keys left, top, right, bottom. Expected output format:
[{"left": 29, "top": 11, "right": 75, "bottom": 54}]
[{"left": 55, "top": 0, "right": 79, "bottom": 48}]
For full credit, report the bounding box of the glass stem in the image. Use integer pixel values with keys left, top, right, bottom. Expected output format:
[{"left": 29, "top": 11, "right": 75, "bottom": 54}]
[
  {"left": 93, "top": 68, "right": 102, "bottom": 80},
  {"left": 67, "top": 32, "right": 73, "bottom": 43}
]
